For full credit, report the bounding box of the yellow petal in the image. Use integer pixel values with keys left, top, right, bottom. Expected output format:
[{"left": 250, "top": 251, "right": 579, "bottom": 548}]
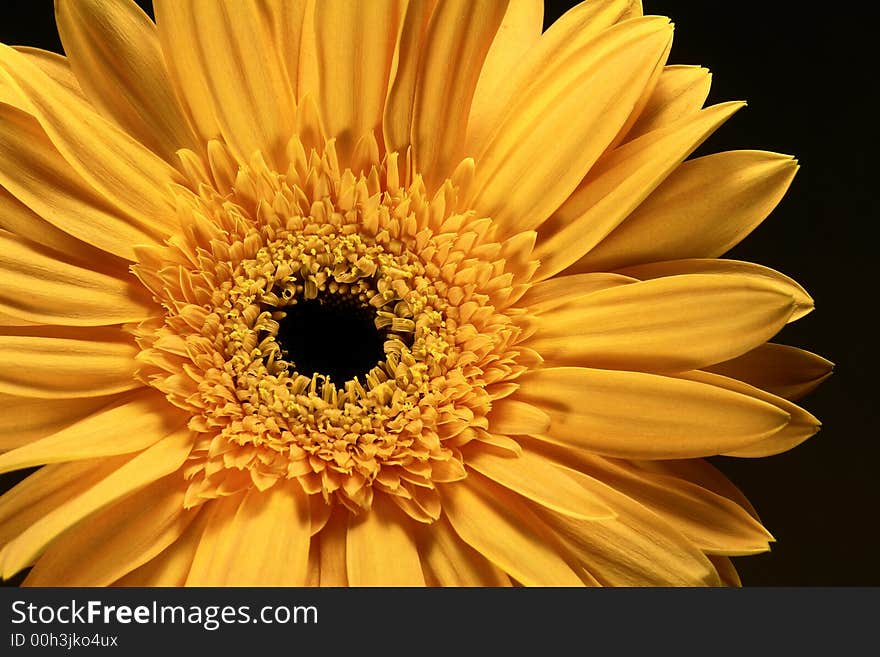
[
  {"left": 55, "top": 0, "right": 199, "bottom": 162},
  {"left": 0, "top": 45, "right": 179, "bottom": 231},
  {"left": 317, "top": 505, "right": 348, "bottom": 586},
  {"left": 576, "top": 151, "right": 799, "bottom": 272},
  {"left": 469, "top": 17, "right": 673, "bottom": 237},
  {"left": 466, "top": 0, "right": 643, "bottom": 155},
  {"left": 532, "top": 102, "right": 743, "bottom": 278},
  {"left": 706, "top": 343, "right": 834, "bottom": 401},
  {"left": 0, "top": 311, "right": 38, "bottom": 327},
  {"left": 0, "top": 393, "right": 125, "bottom": 451},
  {"left": 154, "top": 1, "right": 295, "bottom": 167},
  {"left": 603, "top": 24, "right": 671, "bottom": 153},
  {"left": 314, "top": 0, "right": 404, "bottom": 162},
  {"left": 0, "top": 458, "right": 123, "bottom": 548},
  {"left": 517, "top": 272, "right": 635, "bottom": 314},
  {"left": 383, "top": 0, "right": 437, "bottom": 155},
  {"left": 464, "top": 446, "right": 614, "bottom": 520},
  {"left": 417, "top": 515, "right": 509, "bottom": 586},
  {"left": 0, "top": 389, "right": 185, "bottom": 474},
  {"left": 678, "top": 371, "right": 821, "bottom": 458},
  {"left": 152, "top": 1, "right": 219, "bottom": 144},
  {"left": 411, "top": 0, "right": 508, "bottom": 188},
  {"left": 525, "top": 273, "right": 799, "bottom": 372},
  {"left": 535, "top": 481, "right": 720, "bottom": 586},
  {"left": 113, "top": 507, "right": 210, "bottom": 586},
  {"left": 309, "top": 495, "right": 331, "bottom": 536},
  {"left": 0, "top": 428, "right": 191, "bottom": 577},
  {"left": 295, "top": 0, "right": 320, "bottom": 103},
  {"left": 264, "top": 0, "right": 307, "bottom": 101},
  {"left": 12, "top": 47, "right": 83, "bottom": 98},
  {"left": 0, "top": 231, "right": 157, "bottom": 326},
  {"left": 441, "top": 474, "right": 583, "bottom": 586},
  {"left": 346, "top": 493, "right": 425, "bottom": 586},
  {"left": 306, "top": 541, "right": 319, "bottom": 586},
  {"left": 710, "top": 555, "right": 742, "bottom": 587},
  {"left": 635, "top": 458, "right": 759, "bottom": 520},
  {"left": 627, "top": 65, "right": 712, "bottom": 139},
  {"left": 486, "top": 398, "right": 550, "bottom": 435},
  {"left": 0, "top": 327, "right": 140, "bottom": 398},
  {"left": 466, "top": 0, "right": 543, "bottom": 148},
  {"left": 24, "top": 474, "right": 195, "bottom": 586},
  {"left": 537, "top": 449, "right": 773, "bottom": 555},
  {"left": 515, "top": 367, "right": 789, "bottom": 459},
  {"left": 0, "top": 187, "right": 122, "bottom": 265},
  {"left": 186, "top": 479, "right": 311, "bottom": 586},
  {"left": 618, "top": 258, "right": 814, "bottom": 322},
  {"left": 0, "top": 104, "right": 165, "bottom": 260}
]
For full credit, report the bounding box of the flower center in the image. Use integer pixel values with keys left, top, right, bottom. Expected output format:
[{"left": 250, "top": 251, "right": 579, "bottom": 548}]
[
  {"left": 273, "top": 292, "right": 388, "bottom": 385},
  {"left": 130, "top": 131, "right": 536, "bottom": 518}
]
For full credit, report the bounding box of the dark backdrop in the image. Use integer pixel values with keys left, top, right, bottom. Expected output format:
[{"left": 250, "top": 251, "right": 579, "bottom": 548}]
[{"left": 0, "top": 1, "right": 873, "bottom": 586}]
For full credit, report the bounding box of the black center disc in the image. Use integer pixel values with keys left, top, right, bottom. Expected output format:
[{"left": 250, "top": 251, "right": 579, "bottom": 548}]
[{"left": 276, "top": 296, "right": 386, "bottom": 384}]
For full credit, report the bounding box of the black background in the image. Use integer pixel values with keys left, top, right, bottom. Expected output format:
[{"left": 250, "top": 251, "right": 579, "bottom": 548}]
[{"left": 0, "top": 1, "right": 874, "bottom": 586}]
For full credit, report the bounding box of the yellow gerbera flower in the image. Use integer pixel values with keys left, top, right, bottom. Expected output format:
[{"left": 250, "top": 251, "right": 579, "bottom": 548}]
[{"left": 0, "top": 0, "right": 830, "bottom": 587}]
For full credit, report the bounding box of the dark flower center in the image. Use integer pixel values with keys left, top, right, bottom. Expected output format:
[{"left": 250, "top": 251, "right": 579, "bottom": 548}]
[{"left": 276, "top": 294, "right": 387, "bottom": 384}]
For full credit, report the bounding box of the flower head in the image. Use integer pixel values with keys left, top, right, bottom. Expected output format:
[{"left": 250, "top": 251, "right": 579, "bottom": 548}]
[{"left": 0, "top": 0, "right": 829, "bottom": 586}]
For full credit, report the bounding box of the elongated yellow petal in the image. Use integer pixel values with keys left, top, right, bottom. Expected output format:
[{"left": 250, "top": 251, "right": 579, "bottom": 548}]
[
  {"left": 12, "top": 47, "right": 83, "bottom": 98},
  {"left": 706, "top": 343, "right": 834, "bottom": 401},
  {"left": 464, "top": 446, "right": 614, "bottom": 520},
  {"left": 466, "top": 0, "right": 642, "bottom": 154},
  {"left": 576, "top": 151, "right": 799, "bottom": 272},
  {"left": 264, "top": 0, "right": 307, "bottom": 102},
  {"left": 411, "top": 0, "right": 508, "bottom": 188},
  {"left": 533, "top": 449, "right": 772, "bottom": 555},
  {"left": 469, "top": 17, "right": 672, "bottom": 237},
  {"left": 417, "top": 515, "right": 510, "bottom": 586},
  {"left": 317, "top": 505, "right": 348, "bottom": 586},
  {"left": 0, "top": 45, "right": 179, "bottom": 231},
  {"left": 25, "top": 474, "right": 194, "bottom": 586},
  {"left": 678, "top": 371, "right": 821, "bottom": 458},
  {"left": 517, "top": 272, "right": 635, "bottom": 314},
  {"left": 295, "top": 0, "right": 319, "bottom": 102},
  {"left": 155, "top": 1, "right": 295, "bottom": 166},
  {"left": 315, "top": 0, "right": 403, "bottom": 162},
  {"left": 710, "top": 556, "right": 742, "bottom": 587},
  {"left": 0, "top": 393, "right": 124, "bottom": 451},
  {"left": 114, "top": 508, "right": 209, "bottom": 586},
  {"left": 619, "top": 258, "right": 814, "bottom": 321},
  {"left": 0, "top": 458, "right": 123, "bottom": 547},
  {"left": 532, "top": 102, "right": 743, "bottom": 278},
  {"left": 0, "top": 105, "right": 165, "bottom": 260},
  {"left": 55, "top": 0, "right": 198, "bottom": 162},
  {"left": 0, "top": 311, "right": 37, "bottom": 327},
  {"left": 485, "top": 398, "right": 550, "bottom": 435},
  {"left": 467, "top": 0, "right": 543, "bottom": 147},
  {"left": 634, "top": 458, "right": 759, "bottom": 520},
  {"left": 0, "top": 231, "right": 156, "bottom": 326},
  {"left": 347, "top": 493, "right": 425, "bottom": 586},
  {"left": 0, "top": 327, "right": 140, "bottom": 398},
  {"left": 627, "top": 65, "right": 711, "bottom": 139},
  {"left": 535, "top": 480, "right": 720, "bottom": 586},
  {"left": 186, "top": 479, "right": 310, "bottom": 586},
  {"left": 152, "top": 1, "right": 219, "bottom": 144},
  {"left": 0, "top": 187, "right": 119, "bottom": 272},
  {"left": 525, "top": 273, "right": 798, "bottom": 372},
  {"left": 441, "top": 474, "right": 583, "bottom": 586},
  {"left": 0, "top": 389, "right": 184, "bottom": 474},
  {"left": 383, "top": 0, "right": 437, "bottom": 155},
  {"left": 0, "top": 428, "right": 191, "bottom": 577},
  {"left": 516, "top": 367, "right": 789, "bottom": 459}
]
